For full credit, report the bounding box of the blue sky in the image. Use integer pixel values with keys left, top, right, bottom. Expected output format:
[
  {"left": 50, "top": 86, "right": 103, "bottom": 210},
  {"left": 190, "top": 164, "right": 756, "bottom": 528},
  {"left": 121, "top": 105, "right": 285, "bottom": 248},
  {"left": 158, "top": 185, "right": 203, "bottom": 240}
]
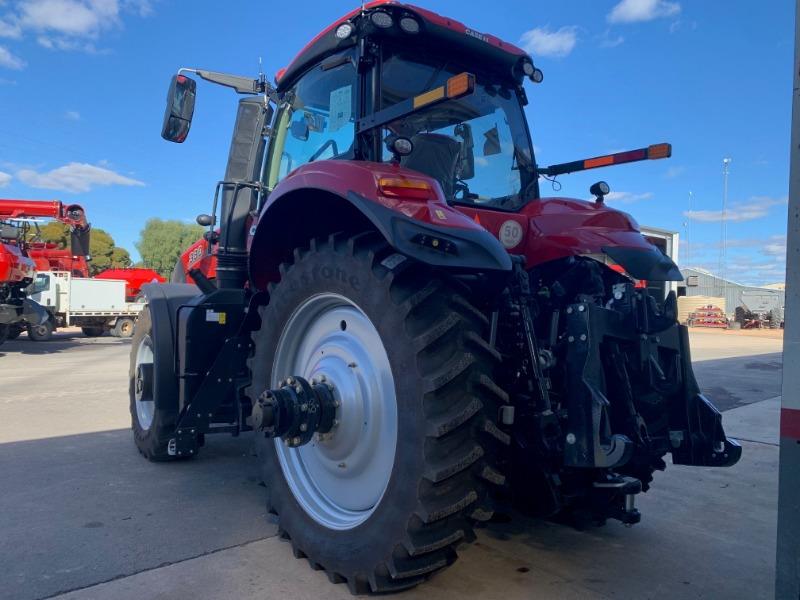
[{"left": 0, "top": 0, "right": 793, "bottom": 285}]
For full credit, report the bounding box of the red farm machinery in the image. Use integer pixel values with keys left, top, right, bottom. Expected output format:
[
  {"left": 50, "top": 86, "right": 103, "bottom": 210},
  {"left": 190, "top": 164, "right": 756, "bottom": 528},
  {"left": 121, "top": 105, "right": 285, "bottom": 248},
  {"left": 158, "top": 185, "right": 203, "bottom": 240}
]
[
  {"left": 0, "top": 199, "right": 90, "bottom": 343},
  {"left": 131, "top": 2, "right": 741, "bottom": 593}
]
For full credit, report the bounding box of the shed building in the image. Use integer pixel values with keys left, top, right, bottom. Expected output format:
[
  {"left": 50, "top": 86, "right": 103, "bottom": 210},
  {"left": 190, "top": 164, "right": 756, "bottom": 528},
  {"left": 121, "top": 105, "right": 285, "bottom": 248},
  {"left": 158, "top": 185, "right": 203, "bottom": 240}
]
[{"left": 678, "top": 267, "right": 785, "bottom": 317}]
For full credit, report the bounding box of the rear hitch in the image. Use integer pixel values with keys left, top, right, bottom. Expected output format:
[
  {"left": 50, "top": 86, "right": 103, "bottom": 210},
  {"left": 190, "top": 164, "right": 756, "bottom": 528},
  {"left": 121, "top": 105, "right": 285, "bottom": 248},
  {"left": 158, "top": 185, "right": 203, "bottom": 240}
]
[{"left": 252, "top": 376, "right": 339, "bottom": 447}]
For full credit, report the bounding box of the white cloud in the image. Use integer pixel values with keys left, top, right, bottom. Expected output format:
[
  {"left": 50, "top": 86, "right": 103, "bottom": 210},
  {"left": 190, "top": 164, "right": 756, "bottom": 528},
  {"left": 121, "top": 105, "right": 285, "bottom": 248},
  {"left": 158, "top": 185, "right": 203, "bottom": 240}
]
[
  {"left": 684, "top": 196, "right": 787, "bottom": 223},
  {"left": 608, "top": 0, "right": 680, "bottom": 24},
  {"left": 17, "top": 162, "right": 144, "bottom": 193},
  {"left": 519, "top": 25, "right": 578, "bottom": 58},
  {"left": 0, "top": 0, "right": 153, "bottom": 55},
  {"left": 17, "top": 0, "right": 119, "bottom": 37},
  {"left": 0, "top": 43, "right": 23, "bottom": 68},
  {"left": 0, "top": 17, "right": 21, "bottom": 37},
  {"left": 0, "top": 171, "right": 11, "bottom": 186},
  {"left": 605, "top": 190, "right": 654, "bottom": 203},
  {"left": 65, "top": 109, "right": 80, "bottom": 120}
]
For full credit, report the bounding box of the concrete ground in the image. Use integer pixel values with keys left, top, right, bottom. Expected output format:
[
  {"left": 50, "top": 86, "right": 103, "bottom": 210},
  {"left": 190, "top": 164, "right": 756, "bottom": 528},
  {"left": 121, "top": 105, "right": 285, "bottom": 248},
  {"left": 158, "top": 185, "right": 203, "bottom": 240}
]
[{"left": 0, "top": 327, "right": 782, "bottom": 600}]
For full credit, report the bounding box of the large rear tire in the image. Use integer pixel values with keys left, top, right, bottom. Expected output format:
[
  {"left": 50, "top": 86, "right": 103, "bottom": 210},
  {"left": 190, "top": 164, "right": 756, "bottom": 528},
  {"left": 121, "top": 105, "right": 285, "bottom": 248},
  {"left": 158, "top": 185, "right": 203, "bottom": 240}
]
[
  {"left": 249, "top": 233, "right": 508, "bottom": 594},
  {"left": 7, "top": 325, "right": 22, "bottom": 340},
  {"left": 129, "top": 306, "right": 183, "bottom": 461}
]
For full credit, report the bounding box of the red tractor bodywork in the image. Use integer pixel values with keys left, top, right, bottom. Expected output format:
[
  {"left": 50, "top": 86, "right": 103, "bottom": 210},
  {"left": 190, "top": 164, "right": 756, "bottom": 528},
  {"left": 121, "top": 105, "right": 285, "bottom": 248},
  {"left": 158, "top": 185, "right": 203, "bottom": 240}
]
[
  {"left": 0, "top": 242, "right": 35, "bottom": 285},
  {"left": 27, "top": 244, "right": 89, "bottom": 276},
  {"left": 174, "top": 236, "right": 217, "bottom": 284},
  {"left": 95, "top": 268, "right": 166, "bottom": 301}
]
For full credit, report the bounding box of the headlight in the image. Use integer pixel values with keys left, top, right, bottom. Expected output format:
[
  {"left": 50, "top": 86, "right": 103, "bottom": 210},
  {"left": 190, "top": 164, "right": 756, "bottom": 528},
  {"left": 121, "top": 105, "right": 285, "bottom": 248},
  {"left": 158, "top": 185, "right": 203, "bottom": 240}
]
[
  {"left": 335, "top": 22, "right": 354, "bottom": 39},
  {"left": 399, "top": 16, "right": 420, "bottom": 33},
  {"left": 370, "top": 11, "right": 393, "bottom": 28}
]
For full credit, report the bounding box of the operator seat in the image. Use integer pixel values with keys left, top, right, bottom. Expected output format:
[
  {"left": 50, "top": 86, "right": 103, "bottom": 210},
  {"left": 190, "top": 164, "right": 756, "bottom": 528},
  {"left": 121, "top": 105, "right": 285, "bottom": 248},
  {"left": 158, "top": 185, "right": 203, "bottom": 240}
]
[{"left": 401, "top": 133, "right": 461, "bottom": 200}]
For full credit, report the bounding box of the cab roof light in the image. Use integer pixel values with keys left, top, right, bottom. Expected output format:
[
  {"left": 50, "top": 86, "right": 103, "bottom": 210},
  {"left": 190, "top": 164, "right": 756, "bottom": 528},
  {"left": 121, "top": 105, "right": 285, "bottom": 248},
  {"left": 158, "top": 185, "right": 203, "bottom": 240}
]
[
  {"left": 446, "top": 72, "right": 475, "bottom": 99},
  {"left": 378, "top": 177, "right": 435, "bottom": 200},
  {"left": 412, "top": 72, "right": 475, "bottom": 109}
]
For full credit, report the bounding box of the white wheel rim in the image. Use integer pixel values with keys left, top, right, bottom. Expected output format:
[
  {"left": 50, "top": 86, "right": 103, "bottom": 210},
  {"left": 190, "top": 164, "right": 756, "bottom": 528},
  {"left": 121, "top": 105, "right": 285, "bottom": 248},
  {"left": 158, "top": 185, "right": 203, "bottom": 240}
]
[
  {"left": 272, "top": 293, "right": 398, "bottom": 530},
  {"left": 134, "top": 335, "right": 155, "bottom": 431}
]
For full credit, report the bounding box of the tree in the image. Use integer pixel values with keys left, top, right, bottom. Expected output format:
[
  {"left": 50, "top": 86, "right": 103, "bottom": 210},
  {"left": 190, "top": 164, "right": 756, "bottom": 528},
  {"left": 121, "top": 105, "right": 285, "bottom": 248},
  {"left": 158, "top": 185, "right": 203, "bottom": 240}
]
[
  {"left": 135, "top": 218, "right": 204, "bottom": 277},
  {"left": 32, "top": 222, "right": 132, "bottom": 275}
]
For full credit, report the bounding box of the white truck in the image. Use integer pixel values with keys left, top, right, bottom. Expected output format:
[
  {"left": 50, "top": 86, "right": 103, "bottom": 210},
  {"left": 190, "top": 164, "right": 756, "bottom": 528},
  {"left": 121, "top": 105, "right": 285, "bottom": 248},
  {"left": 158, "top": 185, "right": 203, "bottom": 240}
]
[{"left": 27, "top": 271, "right": 144, "bottom": 341}]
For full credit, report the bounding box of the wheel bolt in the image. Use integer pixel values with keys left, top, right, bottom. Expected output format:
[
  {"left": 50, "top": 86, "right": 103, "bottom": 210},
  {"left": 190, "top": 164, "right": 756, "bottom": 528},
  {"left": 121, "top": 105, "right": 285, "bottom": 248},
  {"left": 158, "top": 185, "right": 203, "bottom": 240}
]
[{"left": 300, "top": 424, "right": 307, "bottom": 432}]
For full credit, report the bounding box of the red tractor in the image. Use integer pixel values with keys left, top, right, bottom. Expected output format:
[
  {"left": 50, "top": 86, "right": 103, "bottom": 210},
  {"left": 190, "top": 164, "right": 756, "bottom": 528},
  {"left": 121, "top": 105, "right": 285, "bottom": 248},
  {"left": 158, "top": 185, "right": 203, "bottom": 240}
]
[
  {"left": 0, "top": 199, "right": 90, "bottom": 342},
  {"left": 132, "top": 3, "right": 740, "bottom": 593},
  {"left": 0, "top": 222, "right": 41, "bottom": 344}
]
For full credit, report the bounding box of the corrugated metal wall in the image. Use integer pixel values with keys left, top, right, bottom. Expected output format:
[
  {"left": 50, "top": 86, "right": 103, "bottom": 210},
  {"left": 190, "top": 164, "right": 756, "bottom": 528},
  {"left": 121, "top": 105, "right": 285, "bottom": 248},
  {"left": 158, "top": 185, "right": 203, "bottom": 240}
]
[{"left": 680, "top": 268, "right": 785, "bottom": 316}]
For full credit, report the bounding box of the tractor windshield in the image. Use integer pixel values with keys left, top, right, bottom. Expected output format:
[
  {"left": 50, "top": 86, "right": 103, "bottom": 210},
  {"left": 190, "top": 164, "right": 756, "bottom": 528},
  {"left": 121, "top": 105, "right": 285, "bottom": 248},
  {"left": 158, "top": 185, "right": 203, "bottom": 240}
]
[{"left": 380, "top": 48, "right": 537, "bottom": 210}]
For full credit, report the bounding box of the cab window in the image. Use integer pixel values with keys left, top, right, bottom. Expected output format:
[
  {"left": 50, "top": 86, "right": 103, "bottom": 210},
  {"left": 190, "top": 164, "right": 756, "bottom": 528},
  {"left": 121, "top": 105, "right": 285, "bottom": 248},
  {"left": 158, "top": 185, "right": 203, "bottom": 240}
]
[{"left": 265, "top": 51, "right": 357, "bottom": 189}]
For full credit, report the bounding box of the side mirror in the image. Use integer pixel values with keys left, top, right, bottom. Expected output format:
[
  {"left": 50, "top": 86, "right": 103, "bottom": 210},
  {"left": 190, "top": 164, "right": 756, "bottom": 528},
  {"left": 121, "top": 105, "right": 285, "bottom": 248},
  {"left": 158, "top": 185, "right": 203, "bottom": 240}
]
[
  {"left": 454, "top": 122, "right": 475, "bottom": 180},
  {"left": 290, "top": 119, "right": 310, "bottom": 141},
  {"left": 161, "top": 74, "right": 197, "bottom": 143},
  {"left": 483, "top": 125, "right": 501, "bottom": 157}
]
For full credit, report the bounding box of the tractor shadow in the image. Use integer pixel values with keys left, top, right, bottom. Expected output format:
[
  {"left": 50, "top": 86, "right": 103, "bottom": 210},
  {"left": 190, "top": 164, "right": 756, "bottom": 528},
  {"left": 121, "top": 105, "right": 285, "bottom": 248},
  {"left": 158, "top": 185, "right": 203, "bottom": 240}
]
[
  {"left": 0, "top": 329, "right": 130, "bottom": 356},
  {"left": 0, "top": 429, "right": 273, "bottom": 600}
]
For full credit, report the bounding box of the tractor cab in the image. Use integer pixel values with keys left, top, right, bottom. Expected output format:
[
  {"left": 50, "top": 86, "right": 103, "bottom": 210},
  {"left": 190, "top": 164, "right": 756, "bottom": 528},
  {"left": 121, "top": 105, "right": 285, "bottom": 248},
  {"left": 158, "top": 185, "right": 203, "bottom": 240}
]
[
  {"left": 163, "top": 1, "right": 675, "bottom": 287},
  {"left": 264, "top": 3, "right": 541, "bottom": 212}
]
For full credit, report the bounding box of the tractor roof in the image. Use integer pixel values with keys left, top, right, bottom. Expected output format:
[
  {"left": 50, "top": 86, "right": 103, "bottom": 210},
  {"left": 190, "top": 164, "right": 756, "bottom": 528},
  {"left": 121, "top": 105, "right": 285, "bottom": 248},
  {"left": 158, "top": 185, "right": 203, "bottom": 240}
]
[{"left": 275, "top": 1, "right": 529, "bottom": 92}]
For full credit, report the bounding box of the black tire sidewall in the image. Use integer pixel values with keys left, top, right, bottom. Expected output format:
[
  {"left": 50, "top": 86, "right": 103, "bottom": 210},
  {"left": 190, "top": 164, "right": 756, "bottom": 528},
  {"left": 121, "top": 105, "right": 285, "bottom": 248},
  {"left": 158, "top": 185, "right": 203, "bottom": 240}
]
[
  {"left": 129, "top": 306, "right": 179, "bottom": 459},
  {"left": 28, "top": 318, "right": 53, "bottom": 341},
  {"left": 252, "top": 245, "right": 428, "bottom": 575}
]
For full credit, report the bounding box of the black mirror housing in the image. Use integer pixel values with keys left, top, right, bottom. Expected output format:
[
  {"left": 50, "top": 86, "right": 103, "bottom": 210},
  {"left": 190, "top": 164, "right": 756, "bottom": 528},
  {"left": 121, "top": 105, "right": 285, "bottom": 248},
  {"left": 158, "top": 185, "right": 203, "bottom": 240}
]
[{"left": 161, "top": 74, "right": 197, "bottom": 143}]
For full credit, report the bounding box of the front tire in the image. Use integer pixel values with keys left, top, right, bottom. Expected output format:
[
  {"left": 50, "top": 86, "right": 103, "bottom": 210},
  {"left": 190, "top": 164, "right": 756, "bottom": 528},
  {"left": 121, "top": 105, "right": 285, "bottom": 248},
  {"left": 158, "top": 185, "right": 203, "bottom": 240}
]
[
  {"left": 129, "top": 306, "right": 183, "bottom": 461},
  {"left": 28, "top": 318, "right": 54, "bottom": 341},
  {"left": 249, "top": 233, "right": 508, "bottom": 593}
]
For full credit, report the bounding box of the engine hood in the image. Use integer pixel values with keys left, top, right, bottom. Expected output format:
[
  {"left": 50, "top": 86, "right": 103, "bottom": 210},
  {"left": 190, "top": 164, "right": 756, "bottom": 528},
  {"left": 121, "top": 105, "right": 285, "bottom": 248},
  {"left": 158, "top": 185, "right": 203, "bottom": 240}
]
[{"left": 457, "top": 197, "right": 683, "bottom": 282}]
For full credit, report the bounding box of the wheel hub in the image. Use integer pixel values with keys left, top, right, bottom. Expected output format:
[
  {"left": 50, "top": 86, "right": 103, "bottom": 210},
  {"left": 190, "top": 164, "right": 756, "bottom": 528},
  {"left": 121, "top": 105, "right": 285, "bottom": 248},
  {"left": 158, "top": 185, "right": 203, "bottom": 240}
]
[
  {"left": 252, "top": 375, "right": 338, "bottom": 446},
  {"left": 268, "top": 293, "right": 398, "bottom": 530}
]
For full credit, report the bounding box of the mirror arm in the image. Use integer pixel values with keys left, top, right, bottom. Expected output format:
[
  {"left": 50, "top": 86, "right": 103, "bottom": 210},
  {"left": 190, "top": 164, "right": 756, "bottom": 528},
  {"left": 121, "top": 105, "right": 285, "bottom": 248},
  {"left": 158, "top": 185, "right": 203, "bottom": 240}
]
[{"left": 179, "top": 68, "right": 279, "bottom": 103}]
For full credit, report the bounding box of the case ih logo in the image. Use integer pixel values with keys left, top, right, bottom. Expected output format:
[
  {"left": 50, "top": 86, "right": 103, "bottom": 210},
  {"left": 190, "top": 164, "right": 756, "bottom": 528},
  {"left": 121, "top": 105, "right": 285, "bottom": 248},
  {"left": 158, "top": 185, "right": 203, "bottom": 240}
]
[{"left": 465, "top": 28, "right": 489, "bottom": 43}]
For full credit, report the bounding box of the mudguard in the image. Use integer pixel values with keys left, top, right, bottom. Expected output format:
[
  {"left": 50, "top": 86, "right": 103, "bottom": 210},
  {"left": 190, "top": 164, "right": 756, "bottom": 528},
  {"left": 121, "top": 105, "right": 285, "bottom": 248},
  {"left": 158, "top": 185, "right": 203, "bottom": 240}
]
[{"left": 140, "top": 282, "right": 200, "bottom": 408}]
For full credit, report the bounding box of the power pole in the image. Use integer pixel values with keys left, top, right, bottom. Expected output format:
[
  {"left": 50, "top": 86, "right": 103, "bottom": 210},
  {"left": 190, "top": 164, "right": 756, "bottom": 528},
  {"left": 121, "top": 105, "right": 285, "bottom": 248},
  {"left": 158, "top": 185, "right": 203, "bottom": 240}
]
[
  {"left": 686, "top": 190, "right": 693, "bottom": 266},
  {"left": 775, "top": 1, "right": 800, "bottom": 597},
  {"left": 718, "top": 158, "right": 731, "bottom": 298}
]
